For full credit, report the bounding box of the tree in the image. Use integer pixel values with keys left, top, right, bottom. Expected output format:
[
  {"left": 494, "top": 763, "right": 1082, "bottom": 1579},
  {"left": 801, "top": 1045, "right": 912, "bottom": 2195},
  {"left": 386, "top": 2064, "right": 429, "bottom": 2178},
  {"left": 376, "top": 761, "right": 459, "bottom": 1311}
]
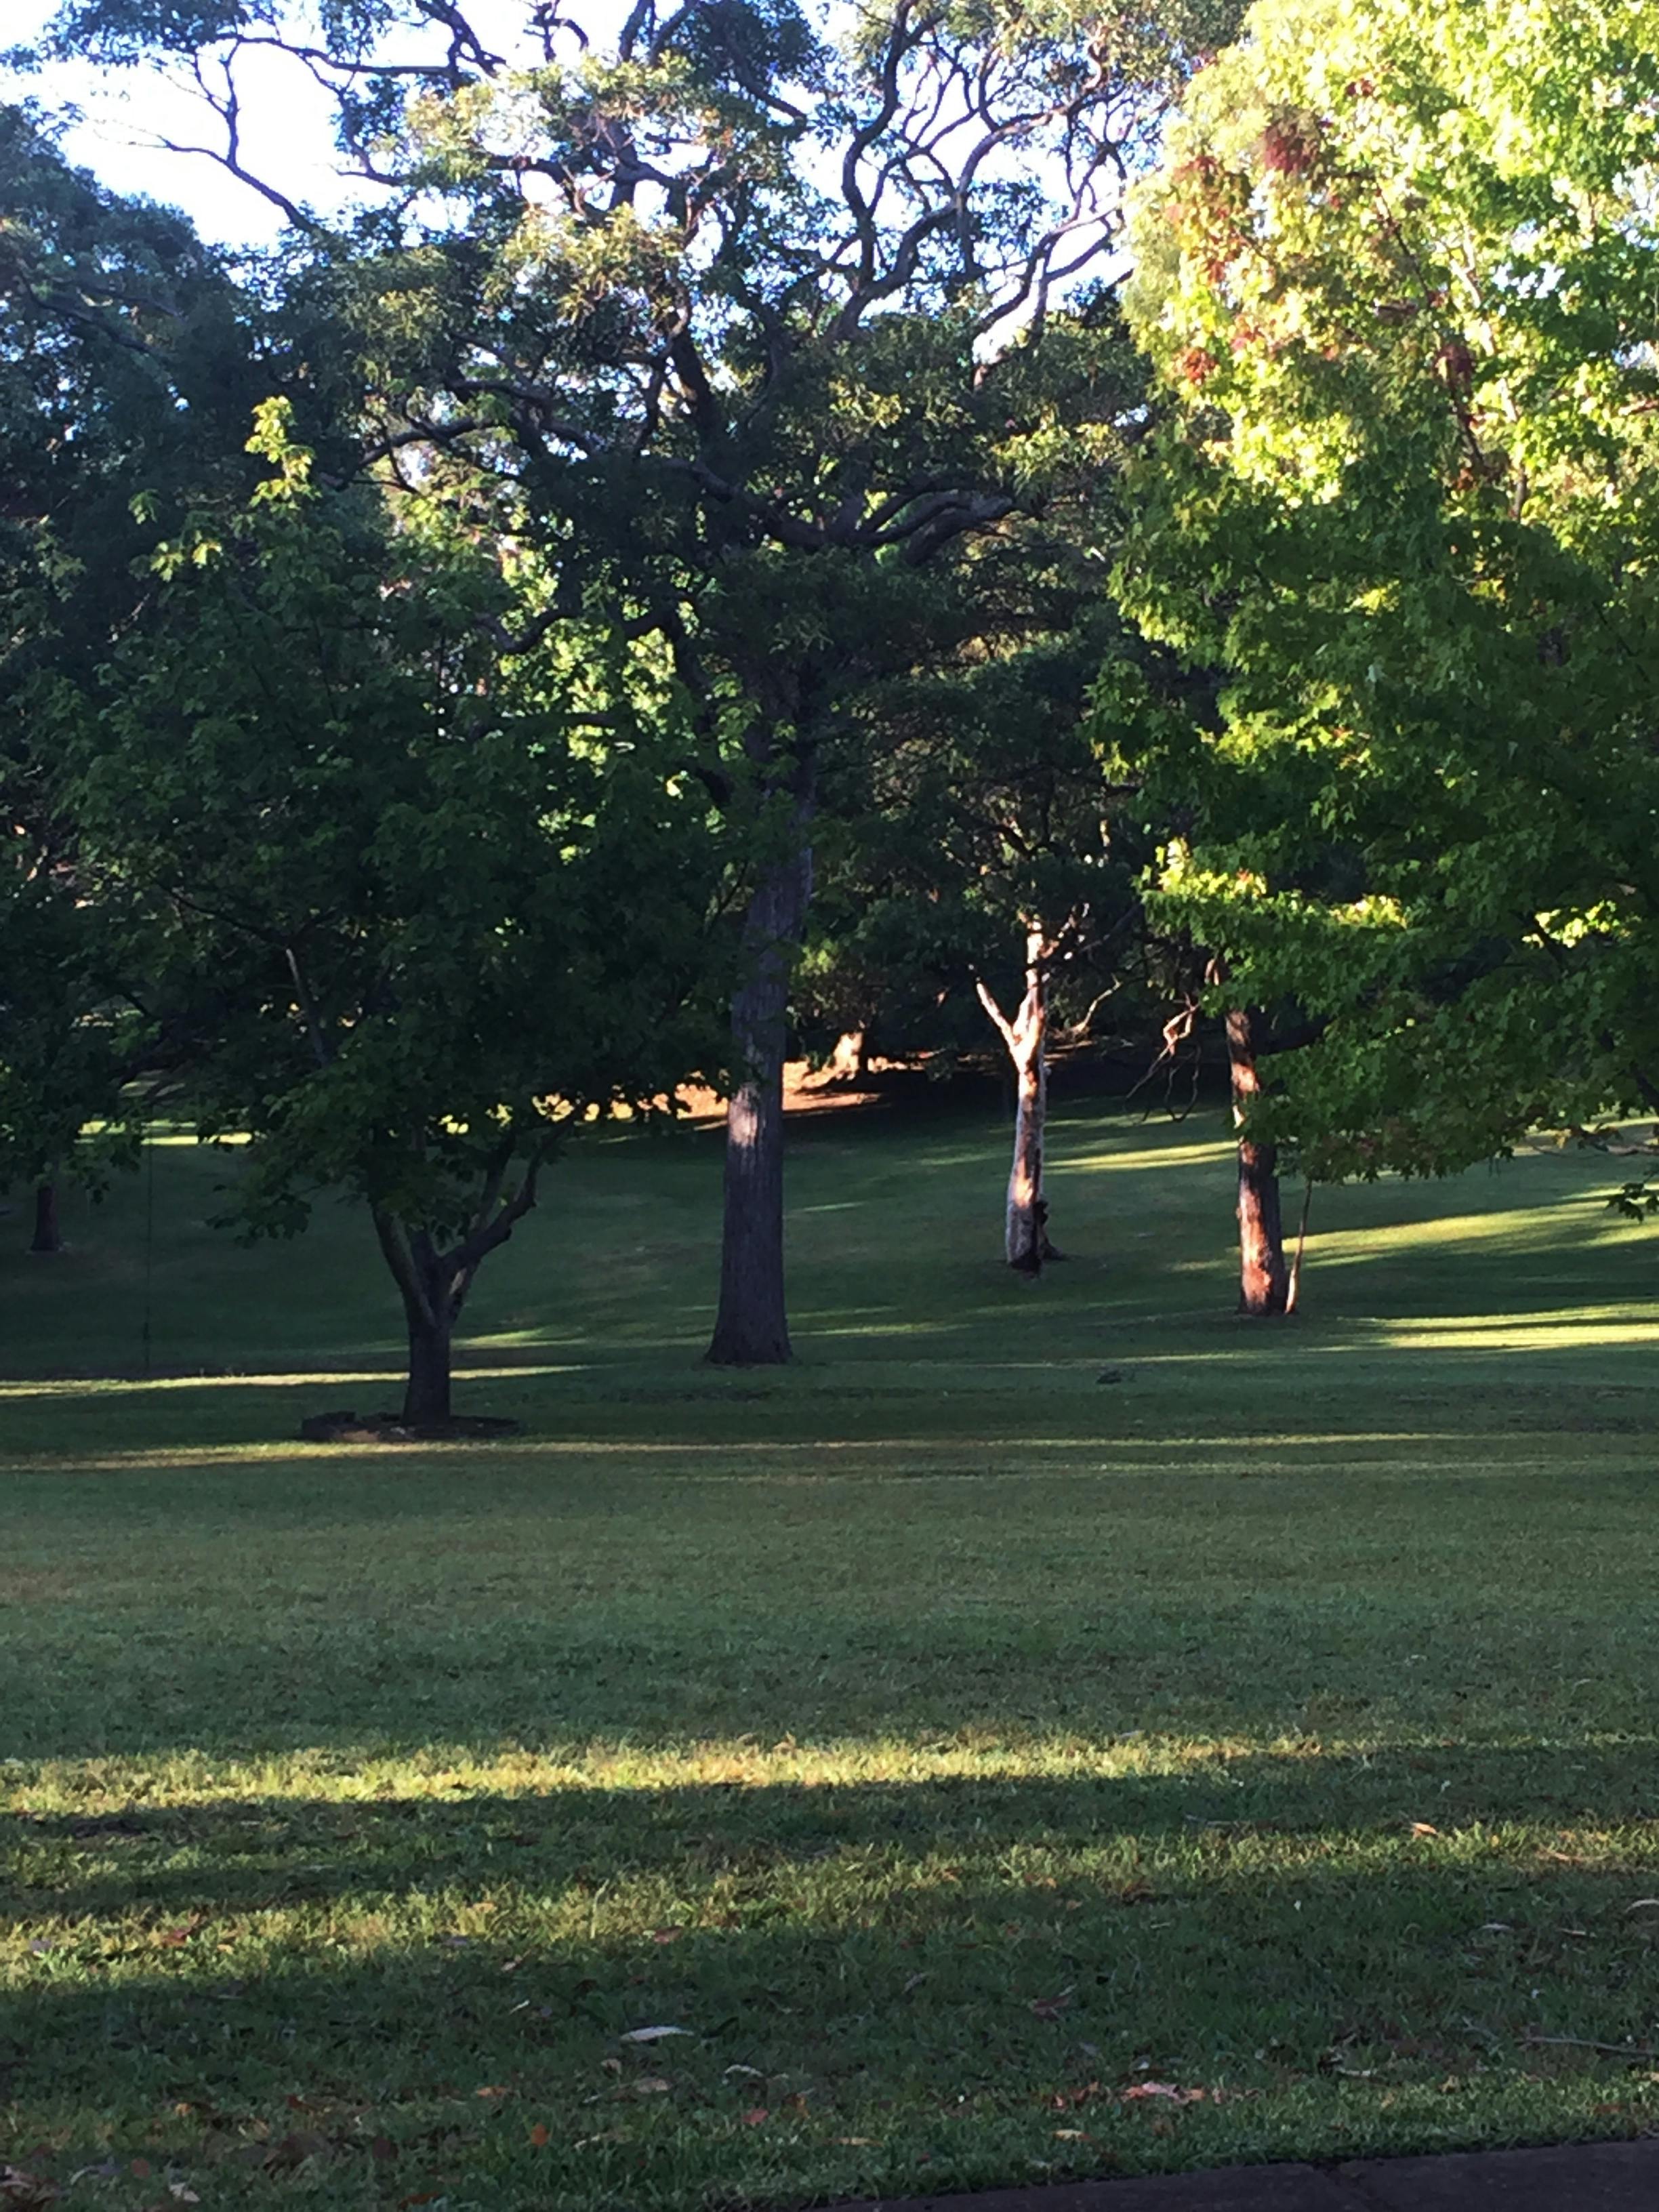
[
  {"left": 0, "top": 107, "right": 265, "bottom": 1252},
  {"left": 1118, "top": 0, "right": 1659, "bottom": 1238},
  {"left": 68, "top": 405, "right": 720, "bottom": 1425},
  {"left": 46, "top": 0, "right": 1238, "bottom": 1360}
]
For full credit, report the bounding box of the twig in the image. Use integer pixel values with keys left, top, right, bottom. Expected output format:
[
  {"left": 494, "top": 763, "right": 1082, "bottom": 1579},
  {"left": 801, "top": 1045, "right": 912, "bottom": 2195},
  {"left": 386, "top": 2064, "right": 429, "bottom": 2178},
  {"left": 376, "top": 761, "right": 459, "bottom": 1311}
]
[{"left": 1523, "top": 2033, "right": 1654, "bottom": 2057}]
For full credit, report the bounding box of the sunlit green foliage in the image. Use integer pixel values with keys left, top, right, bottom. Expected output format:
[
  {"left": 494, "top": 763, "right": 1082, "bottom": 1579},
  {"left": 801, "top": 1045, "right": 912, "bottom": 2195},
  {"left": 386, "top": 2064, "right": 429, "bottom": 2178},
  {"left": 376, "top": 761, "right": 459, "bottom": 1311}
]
[{"left": 1120, "top": 0, "right": 1659, "bottom": 1174}]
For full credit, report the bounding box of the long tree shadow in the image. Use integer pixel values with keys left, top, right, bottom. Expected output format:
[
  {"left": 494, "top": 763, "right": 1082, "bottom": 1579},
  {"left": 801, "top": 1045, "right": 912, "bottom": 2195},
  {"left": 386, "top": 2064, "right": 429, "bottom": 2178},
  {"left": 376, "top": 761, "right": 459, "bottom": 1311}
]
[{"left": 8, "top": 1754, "right": 1659, "bottom": 2210}]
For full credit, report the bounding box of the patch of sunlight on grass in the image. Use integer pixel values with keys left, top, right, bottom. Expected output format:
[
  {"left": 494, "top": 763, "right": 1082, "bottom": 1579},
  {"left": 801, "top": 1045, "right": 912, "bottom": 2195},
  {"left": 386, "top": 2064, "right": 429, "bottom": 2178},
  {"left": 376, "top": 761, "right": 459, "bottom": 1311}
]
[
  {"left": 1065, "top": 1137, "right": 1235, "bottom": 1173},
  {"left": 1313, "top": 1205, "right": 1612, "bottom": 1263},
  {"left": 0, "top": 1364, "right": 590, "bottom": 1401},
  {"left": 1364, "top": 1311, "right": 1659, "bottom": 1352}
]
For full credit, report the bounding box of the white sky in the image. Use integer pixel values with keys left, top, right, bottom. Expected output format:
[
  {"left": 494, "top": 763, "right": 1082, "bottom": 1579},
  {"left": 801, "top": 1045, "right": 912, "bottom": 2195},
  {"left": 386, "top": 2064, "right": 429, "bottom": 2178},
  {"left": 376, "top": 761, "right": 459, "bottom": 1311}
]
[{"left": 5, "top": 0, "right": 389, "bottom": 243}]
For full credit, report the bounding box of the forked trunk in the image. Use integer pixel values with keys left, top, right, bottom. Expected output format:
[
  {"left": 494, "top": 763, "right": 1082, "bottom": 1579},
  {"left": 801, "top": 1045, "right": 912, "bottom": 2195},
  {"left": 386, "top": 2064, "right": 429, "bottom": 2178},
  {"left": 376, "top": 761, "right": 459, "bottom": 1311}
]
[
  {"left": 709, "top": 825, "right": 814, "bottom": 1366},
  {"left": 1227, "top": 1007, "right": 1289, "bottom": 1317},
  {"left": 30, "top": 1180, "right": 61, "bottom": 1255},
  {"left": 403, "top": 1311, "right": 454, "bottom": 1425},
  {"left": 979, "top": 927, "right": 1060, "bottom": 1275}
]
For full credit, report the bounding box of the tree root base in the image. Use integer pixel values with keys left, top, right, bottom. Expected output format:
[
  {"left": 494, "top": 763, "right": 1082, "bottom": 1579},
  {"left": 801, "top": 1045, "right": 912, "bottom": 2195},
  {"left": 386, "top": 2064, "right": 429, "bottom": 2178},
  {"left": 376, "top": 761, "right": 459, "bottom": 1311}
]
[{"left": 298, "top": 1409, "right": 521, "bottom": 1444}]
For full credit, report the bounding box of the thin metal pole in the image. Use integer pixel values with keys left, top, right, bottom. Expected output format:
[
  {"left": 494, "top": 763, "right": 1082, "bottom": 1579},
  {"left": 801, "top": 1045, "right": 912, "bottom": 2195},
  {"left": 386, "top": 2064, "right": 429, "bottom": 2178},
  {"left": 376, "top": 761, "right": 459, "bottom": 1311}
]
[{"left": 141, "top": 1124, "right": 155, "bottom": 1377}]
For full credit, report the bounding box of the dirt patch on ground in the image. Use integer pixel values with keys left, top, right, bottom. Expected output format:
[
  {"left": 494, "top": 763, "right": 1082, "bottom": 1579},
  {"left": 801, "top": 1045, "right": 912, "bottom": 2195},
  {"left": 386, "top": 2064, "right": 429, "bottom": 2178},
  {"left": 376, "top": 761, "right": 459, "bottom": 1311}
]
[{"left": 298, "top": 1410, "right": 521, "bottom": 1445}]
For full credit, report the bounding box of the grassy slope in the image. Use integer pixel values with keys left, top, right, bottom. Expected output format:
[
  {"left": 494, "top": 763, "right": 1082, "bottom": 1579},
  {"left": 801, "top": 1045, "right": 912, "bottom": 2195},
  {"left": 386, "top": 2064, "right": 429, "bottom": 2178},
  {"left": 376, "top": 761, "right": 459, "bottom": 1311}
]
[{"left": 3, "top": 1099, "right": 1659, "bottom": 2209}]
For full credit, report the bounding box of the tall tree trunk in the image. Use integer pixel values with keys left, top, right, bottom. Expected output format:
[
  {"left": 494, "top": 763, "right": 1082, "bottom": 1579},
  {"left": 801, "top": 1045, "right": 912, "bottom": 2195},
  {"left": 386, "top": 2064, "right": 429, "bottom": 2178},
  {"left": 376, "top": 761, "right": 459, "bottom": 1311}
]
[
  {"left": 403, "top": 1309, "right": 453, "bottom": 1425},
  {"left": 373, "top": 1206, "right": 468, "bottom": 1426},
  {"left": 1227, "top": 1006, "right": 1289, "bottom": 1317},
  {"left": 709, "top": 833, "right": 814, "bottom": 1364},
  {"left": 978, "top": 926, "right": 1060, "bottom": 1275},
  {"left": 30, "top": 1179, "right": 61, "bottom": 1255}
]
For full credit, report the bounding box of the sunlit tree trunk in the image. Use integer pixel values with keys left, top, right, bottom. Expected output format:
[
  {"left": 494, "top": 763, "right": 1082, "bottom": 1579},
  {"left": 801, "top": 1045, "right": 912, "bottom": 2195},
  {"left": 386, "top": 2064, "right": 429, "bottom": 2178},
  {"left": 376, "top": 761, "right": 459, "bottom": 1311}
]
[
  {"left": 978, "top": 926, "right": 1061, "bottom": 1275},
  {"left": 709, "top": 831, "right": 814, "bottom": 1365},
  {"left": 1227, "top": 1006, "right": 1289, "bottom": 1316},
  {"left": 825, "top": 1026, "right": 869, "bottom": 1083},
  {"left": 30, "top": 1179, "right": 61, "bottom": 1255}
]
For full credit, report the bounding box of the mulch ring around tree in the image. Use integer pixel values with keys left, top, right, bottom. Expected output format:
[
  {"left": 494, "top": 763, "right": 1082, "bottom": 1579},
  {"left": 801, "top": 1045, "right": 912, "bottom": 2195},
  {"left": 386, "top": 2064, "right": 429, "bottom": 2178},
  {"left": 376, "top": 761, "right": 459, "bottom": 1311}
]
[{"left": 298, "top": 1410, "right": 522, "bottom": 1444}]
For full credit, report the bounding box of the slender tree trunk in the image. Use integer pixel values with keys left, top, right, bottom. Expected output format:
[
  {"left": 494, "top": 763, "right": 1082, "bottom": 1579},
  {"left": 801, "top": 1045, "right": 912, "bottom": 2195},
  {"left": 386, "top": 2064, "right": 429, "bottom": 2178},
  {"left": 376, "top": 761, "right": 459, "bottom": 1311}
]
[
  {"left": 1227, "top": 1007, "right": 1289, "bottom": 1317},
  {"left": 825, "top": 1026, "right": 868, "bottom": 1083},
  {"left": 709, "top": 825, "right": 815, "bottom": 1366},
  {"left": 1006, "top": 1036, "right": 1048, "bottom": 1273},
  {"left": 403, "top": 1309, "right": 454, "bottom": 1425},
  {"left": 367, "top": 1158, "right": 540, "bottom": 1425},
  {"left": 30, "top": 1180, "right": 61, "bottom": 1255},
  {"left": 373, "top": 1206, "right": 466, "bottom": 1427},
  {"left": 979, "top": 926, "right": 1059, "bottom": 1275}
]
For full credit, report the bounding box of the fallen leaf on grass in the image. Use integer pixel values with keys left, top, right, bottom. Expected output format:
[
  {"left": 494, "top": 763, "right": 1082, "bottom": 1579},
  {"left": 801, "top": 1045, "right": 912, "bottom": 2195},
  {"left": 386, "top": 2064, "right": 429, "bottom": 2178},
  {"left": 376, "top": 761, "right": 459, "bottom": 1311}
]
[
  {"left": 1028, "top": 1989, "right": 1073, "bottom": 2020},
  {"left": 649, "top": 1928, "right": 682, "bottom": 1944},
  {"left": 630, "top": 2079, "right": 671, "bottom": 2097},
  {"left": 130, "top": 2163, "right": 152, "bottom": 2180},
  {"left": 167, "top": 2188, "right": 201, "bottom": 2204},
  {"left": 474, "top": 2086, "right": 509, "bottom": 2100},
  {"left": 264, "top": 2131, "right": 331, "bottom": 2169},
  {"left": 741, "top": 2109, "right": 769, "bottom": 2127},
  {"left": 1123, "top": 2083, "right": 1205, "bottom": 2105},
  {"left": 834, "top": 2137, "right": 874, "bottom": 2147},
  {"left": 1408, "top": 1822, "right": 1439, "bottom": 1838},
  {"left": 1053, "top": 2129, "right": 1090, "bottom": 2141},
  {"left": 527, "top": 2126, "right": 550, "bottom": 2149},
  {"left": 0, "top": 2168, "right": 58, "bottom": 2210},
  {"left": 620, "top": 2026, "right": 694, "bottom": 2043},
  {"left": 1046, "top": 2082, "right": 1102, "bottom": 2110}
]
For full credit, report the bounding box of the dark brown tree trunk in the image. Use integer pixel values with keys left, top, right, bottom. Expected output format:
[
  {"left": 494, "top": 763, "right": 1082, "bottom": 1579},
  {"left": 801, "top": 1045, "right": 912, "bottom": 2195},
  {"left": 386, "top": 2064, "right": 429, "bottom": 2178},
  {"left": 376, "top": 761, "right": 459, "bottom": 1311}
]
[
  {"left": 403, "top": 1310, "right": 453, "bottom": 1425},
  {"left": 30, "top": 1180, "right": 61, "bottom": 1254},
  {"left": 709, "top": 834, "right": 814, "bottom": 1364},
  {"left": 1227, "top": 1006, "right": 1289, "bottom": 1317},
  {"left": 367, "top": 1158, "right": 540, "bottom": 1426}
]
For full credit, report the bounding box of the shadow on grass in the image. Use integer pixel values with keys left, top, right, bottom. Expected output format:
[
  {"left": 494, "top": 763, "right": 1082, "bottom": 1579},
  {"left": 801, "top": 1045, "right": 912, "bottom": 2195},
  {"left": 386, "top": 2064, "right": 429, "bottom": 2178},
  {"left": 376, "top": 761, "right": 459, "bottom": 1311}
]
[
  {"left": 7, "top": 1756, "right": 1659, "bottom": 2206},
  {"left": 14, "top": 1744, "right": 1659, "bottom": 1921}
]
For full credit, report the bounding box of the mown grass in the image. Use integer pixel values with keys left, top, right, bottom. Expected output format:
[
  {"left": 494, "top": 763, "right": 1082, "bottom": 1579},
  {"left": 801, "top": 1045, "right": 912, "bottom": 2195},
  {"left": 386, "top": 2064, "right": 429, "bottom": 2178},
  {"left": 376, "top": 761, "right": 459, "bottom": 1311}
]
[{"left": 4, "top": 1096, "right": 1659, "bottom": 2209}]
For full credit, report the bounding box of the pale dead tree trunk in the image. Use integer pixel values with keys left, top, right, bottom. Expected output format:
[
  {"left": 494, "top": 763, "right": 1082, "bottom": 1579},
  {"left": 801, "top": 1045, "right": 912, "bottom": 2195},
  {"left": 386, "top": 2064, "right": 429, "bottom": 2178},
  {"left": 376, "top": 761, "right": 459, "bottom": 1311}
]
[
  {"left": 709, "top": 804, "right": 815, "bottom": 1366},
  {"left": 824, "top": 1027, "right": 869, "bottom": 1084},
  {"left": 1227, "top": 1006, "right": 1290, "bottom": 1317},
  {"left": 30, "top": 1179, "right": 61, "bottom": 1255},
  {"left": 977, "top": 926, "right": 1061, "bottom": 1275}
]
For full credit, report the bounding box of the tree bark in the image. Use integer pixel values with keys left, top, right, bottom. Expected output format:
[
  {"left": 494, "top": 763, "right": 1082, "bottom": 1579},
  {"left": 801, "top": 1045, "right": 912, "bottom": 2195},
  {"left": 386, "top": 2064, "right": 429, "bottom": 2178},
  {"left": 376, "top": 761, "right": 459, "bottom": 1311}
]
[
  {"left": 978, "top": 926, "right": 1060, "bottom": 1275},
  {"left": 370, "top": 1160, "right": 539, "bottom": 1425},
  {"left": 29, "top": 1180, "right": 61, "bottom": 1255},
  {"left": 708, "top": 832, "right": 814, "bottom": 1364},
  {"left": 1227, "top": 1006, "right": 1290, "bottom": 1317},
  {"left": 403, "top": 1308, "right": 454, "bottom": 1425}
]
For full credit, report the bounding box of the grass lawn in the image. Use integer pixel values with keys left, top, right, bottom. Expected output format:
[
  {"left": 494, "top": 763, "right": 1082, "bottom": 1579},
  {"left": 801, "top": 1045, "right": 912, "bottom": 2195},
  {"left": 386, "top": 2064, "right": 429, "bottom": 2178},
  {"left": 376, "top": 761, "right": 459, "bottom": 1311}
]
[{"left": 4, "top": 1093, "right": 1659, "bottom": 2209}]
